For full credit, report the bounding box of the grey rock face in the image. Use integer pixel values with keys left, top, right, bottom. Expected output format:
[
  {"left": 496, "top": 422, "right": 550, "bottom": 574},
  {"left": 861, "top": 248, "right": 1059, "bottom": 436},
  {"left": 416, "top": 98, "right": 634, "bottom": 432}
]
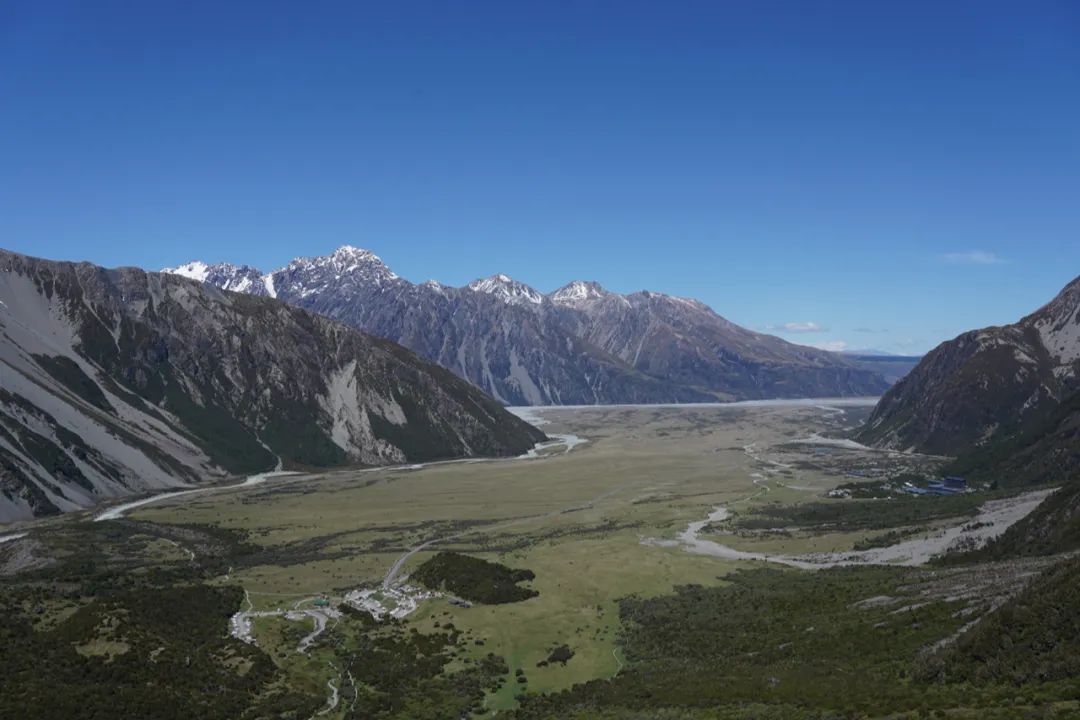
[
  {"left": 0, "top": 249, "right": 545, "bottom": 520},
  {"left": 166, "top": 246, "right": 888, "bottom": 405}
]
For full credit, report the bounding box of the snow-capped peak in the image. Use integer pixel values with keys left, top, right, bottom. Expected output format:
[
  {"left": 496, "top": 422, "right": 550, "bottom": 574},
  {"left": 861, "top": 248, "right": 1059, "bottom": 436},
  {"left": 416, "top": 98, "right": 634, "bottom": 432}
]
[
  {"left": 550, "top": 280, "right": 609, "bottom": 305},
  {"left": 161, "top": 261, "right": 264, "bottom": 294},
  {"left": 162, "top": 260, "right": 211, "bottom": 282},
  {"left": 467, "top": 274, "right": 544, "bottom": 305},
  {"left": 641, "top": 289, "right": 708, "bottom": 310},
  {"left": 332, "top": 244, "right": 380, "bottom": 263},
  {"left": 282, "top": 245, "right": 399, "bottom": 284},
  {"left": 328, "top": 245, "right": 398, "bottom": 278}
]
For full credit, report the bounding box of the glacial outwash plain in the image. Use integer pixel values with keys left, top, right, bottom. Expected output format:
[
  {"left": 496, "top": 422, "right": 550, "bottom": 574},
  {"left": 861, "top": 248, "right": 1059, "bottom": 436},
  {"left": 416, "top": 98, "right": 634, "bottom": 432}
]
[{"left": 4, "top": 399, "right": 1072, "bottom": 719}]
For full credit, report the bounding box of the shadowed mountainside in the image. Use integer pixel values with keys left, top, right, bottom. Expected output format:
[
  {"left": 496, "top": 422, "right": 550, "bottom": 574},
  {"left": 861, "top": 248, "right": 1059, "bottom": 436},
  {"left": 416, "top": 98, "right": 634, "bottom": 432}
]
[{"left": 0, "top": 249, "right": 545, "bottom": 520}]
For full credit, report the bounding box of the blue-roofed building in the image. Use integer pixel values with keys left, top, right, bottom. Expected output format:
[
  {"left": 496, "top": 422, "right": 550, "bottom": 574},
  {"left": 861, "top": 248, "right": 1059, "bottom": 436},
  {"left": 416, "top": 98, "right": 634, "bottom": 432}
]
[{"left": 926, "top": 481, "right": 963, "bottom": 495}]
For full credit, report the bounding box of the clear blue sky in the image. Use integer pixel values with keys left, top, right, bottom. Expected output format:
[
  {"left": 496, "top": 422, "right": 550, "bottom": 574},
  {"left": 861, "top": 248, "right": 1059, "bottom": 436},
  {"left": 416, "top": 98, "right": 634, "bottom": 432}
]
[{"left": 2, "top": 1, "right": 1077, "bottom": 354}]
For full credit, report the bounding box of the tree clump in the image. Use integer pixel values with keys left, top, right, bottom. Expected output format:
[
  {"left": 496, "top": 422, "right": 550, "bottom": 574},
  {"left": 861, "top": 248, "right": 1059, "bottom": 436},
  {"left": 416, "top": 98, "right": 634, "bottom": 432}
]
[{"left": 411, "top": 551, "right": 538, "bottom": 604}]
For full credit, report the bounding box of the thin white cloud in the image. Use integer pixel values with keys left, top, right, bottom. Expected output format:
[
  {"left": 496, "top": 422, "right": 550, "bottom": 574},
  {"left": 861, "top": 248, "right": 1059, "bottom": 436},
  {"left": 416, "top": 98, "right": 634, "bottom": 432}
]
[
  {"left": 940, "top": 250, "right": 1006, "bottom": 265},
  {"left": 786, "top": 321, "right": 824, "bottom": 333},
  {"left": 766, "top": 321, "right": 826, "bottom": 333},
  {"left": 805, "top": 340, "right": 849, "bottom": 352}
]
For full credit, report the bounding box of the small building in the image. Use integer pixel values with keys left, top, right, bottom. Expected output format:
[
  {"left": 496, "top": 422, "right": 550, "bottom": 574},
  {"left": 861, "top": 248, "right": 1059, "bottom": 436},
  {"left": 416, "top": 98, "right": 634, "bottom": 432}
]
[
  {"left": 313, "top": 597, "right": 330, "bottom": 607},
  {"left": 926, "top": 481, "right": 962, "bottom": 496},
  {"left": 925, "top": 487, "right": 949, "bottom": 496}
]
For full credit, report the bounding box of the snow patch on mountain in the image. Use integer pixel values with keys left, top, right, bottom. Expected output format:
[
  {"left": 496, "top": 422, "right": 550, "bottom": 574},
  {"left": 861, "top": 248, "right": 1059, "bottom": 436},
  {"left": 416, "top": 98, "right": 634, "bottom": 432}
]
[
  {"left": 468, "top": 274, "right": 544, "bottom": 305},
  {"left": 325, "top": 245, "right": 399, "bottom": 281},
  {"left": 163, "top": 261, "right": 211, "bottom": 282},
  {"left": 550, "top": 280, "right": 609, "bottom": 305},
  {"left": 163, "top": 261, "right": 265, "bottom": 295}
]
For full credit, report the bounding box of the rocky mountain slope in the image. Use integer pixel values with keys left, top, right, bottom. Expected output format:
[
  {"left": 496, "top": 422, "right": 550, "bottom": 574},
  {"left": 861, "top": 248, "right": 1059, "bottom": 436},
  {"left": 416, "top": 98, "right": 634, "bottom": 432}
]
[
  {"left": 857, "top": 275, "right": 1080, "bottom": 455},
  {"left": 857, "top": 275, "right": 1080, "bottom": 558},
  {"left": 0, "top": 250, "right": 545, "bottom": 521},
  {"left": 951, "top": 388, "right": 1080, "bottom": 557},
  {"left": 165, "top": 246, "right": 888, "bottom": 405}
]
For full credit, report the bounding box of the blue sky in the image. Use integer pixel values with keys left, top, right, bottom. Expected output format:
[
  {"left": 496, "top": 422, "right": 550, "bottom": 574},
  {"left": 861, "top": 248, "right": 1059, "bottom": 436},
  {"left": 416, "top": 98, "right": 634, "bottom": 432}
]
[{"left": 2, "top": 1, "right": 1077, "bottom": 355}]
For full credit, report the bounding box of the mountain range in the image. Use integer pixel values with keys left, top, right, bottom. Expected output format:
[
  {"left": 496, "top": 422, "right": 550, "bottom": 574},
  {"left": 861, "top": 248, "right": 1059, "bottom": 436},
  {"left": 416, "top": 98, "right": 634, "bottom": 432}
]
[
  {"left": 0, "top": 250, "right": 544, "bottom": 521},
  {"left": 164, "top": 246, "right": 890, "bottom": 405}
]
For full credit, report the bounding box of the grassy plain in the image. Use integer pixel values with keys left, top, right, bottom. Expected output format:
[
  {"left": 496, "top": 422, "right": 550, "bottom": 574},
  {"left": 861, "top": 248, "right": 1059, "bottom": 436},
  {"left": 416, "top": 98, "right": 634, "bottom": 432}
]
[{"left": 133, "top": 400, "right": 958, "bottom": 714}]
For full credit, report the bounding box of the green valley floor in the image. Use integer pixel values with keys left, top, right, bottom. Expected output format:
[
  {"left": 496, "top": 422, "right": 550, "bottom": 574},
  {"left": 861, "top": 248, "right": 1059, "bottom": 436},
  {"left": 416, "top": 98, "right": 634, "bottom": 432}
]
[{"left": 2, "top": 401, "right": 1076, "bottom": 719}]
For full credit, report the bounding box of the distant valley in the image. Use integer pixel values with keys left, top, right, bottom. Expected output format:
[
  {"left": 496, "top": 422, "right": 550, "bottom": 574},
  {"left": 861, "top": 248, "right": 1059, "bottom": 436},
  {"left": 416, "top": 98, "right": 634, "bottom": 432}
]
[{"left": 841, "top": 353, "right": 923, "bottom": 386}]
